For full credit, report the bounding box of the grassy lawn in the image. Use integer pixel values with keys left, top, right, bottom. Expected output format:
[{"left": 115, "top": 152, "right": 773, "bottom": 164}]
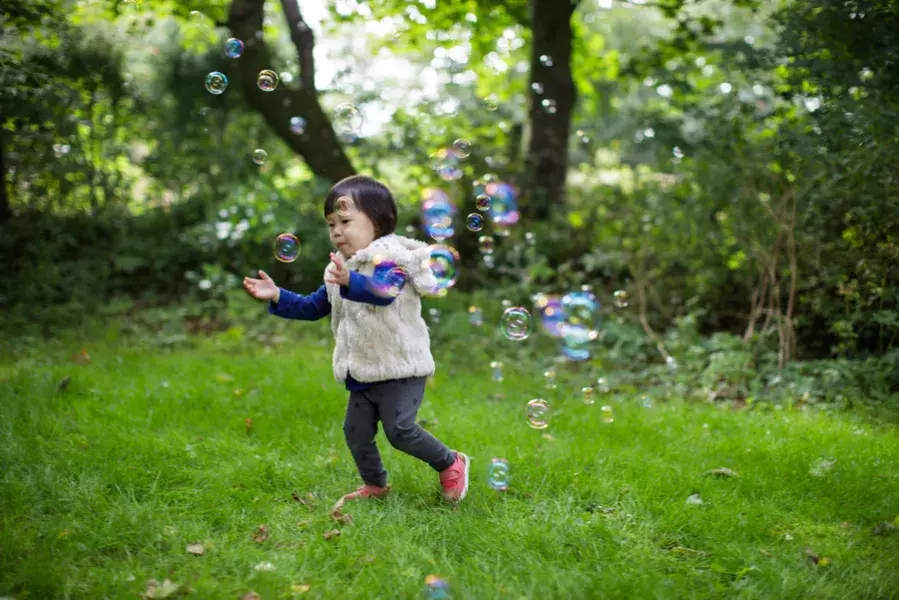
[{"left": 1, "top": 332, "right": 898, "bottom": 599}]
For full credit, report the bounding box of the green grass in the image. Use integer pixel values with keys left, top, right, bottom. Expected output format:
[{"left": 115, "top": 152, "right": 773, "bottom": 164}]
[{"left": 1, "top": 332, "right": 898, "bottom": 599}]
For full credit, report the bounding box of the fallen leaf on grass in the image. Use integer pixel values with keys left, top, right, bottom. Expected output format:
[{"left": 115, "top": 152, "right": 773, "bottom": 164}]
[
  {"left": 685, "top": 493, "right": 703, "bottom": 506},
  {"left": 291, "top": 584, "right": 311, "bottom": 594},
  {"left": 185, "top": 543, "right": 204, "bottom": 555},
  {"left": 840, "top": 521, "right": 850, "bottom": 529},
  {"left": 253, "top": 561, "right": 275, "bottom": 572},
  {"left": 291, "top": 491, "right": 316, "bottom": 509},
  {"left": 541, "top": 433, "right": 556, "bottom": 441},
  {"left": 703, "top": 467, "right": 740, "bottom": 479},
  {"left": 73, "top": 348, "right": 91, "bottom": 364},
  {"left": 245, "top": 418, "right": 254, "bottom": 433},
  {"left": 215, "top": 372, "right": 234, "bottom": 383},
  {"left": 872, "top": 522, "right": 899, "bottom": 536},
  {"left": 57, "top": 376, "right": 71, "bottom": 392},
  {"left": 358, "top": 555, "right": 376, "bottom": 565},
  {"left": 240, "top": 593, "right": 260, "bottom": 600},
  {"left": 331, "top": 510, "right": 353, "bottom": 525},
  {"left": 804, "top": 546, "right": 822, "bottom": 564},
  {"left": 252, "top": 525, "right": 269, "bottom": 543},
  {"left": 141, "top": 578, "right": 190, "bottom": 599},
  {"left": 323, "top": 529, "right": 341, "bottom": 540}
]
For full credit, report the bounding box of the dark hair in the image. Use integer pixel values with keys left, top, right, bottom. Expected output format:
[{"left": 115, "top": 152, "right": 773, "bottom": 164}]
[{"left": 323, "top": 175, "right": 398, "bottom": 238}]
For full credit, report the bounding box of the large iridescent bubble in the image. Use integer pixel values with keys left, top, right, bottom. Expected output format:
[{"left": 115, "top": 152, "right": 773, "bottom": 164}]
[
  {"left": 427, "top": 244, "right": 460, "bottom": 290},
  {"left": 533, "top": 293, "right": 565, "bottom": 338},
  {"left": 368, "top": 257, "right": 409, "bottom": 298},
  {"left": 421, "top": 188, "right": 456, "bottom": 242}
]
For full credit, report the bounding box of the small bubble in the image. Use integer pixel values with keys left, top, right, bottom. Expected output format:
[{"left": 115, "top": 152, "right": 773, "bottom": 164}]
[
  {"left": 596, "top": 377, "right": 610, "bottom": 393},
  {"left": 490, "top": 361, "right": 504, "bottom": 382},
  {"left": 531, "top": 82, "right": 544, "bottom": 94},
  {"left": 468, "top": 306, "right": 483, "bottom": 326},
  {"left": 466, "top": 213, "right": 484, "bottom": 232},
  {"left": 501, "top": 307, "right": 532, "bottom": 341},
  {"left": 526, "top": 398, "right": 550, "bottom": 429},
  {"left": 475, "top": 194, "right": 491, "bottom": 211},
  {"left": 601, "top": 405, "right": 614, "bottom": 423},
  {"left": 289, "top": 116, "right": 306, "bottom": 135},
  {"left": 335, "top": 196, "right": 353, "bottom": 216},
  {"left": 487, "top": 458, "right": 510, "bottom": 490},
  {"left": 539, "top": 54, "right": 554, "bottom": 67},
  {"left": 224, "top": 38, "right": 244, "bottom": 58},
  {"left": 205, "top": 71, "right": 228, "bottom": 95},
  {"left": 478, "top": 235, "right": 495, "bottom": 254},
  {"left": 452, "top": 139, "right": 472, "bottom": 158},
  {"left": 544, "top": 370, "right": 556, "bottom": 390},
  {"left": 333, "top": 103, "right": 363, "bottom": 134},
  {"left": 252, "top": 149, "right": 267, "bottom": 165},
  {"left": 541, "top": 98, "right": 557, "bottom": 114},
  {"left": 613, "top": 290, "right": 629, "bottom": 308},
  {"left": 257, "top": 69, "right": 279, "bottom": 91},
  {"left": 582, "top": 387, "right": 595, "bottom": 404}
]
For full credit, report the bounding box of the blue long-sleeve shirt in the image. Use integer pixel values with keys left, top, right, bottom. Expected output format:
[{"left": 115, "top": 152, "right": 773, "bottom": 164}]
[{"left": 268, "top": 271, "right": 396, "bottom": 391}]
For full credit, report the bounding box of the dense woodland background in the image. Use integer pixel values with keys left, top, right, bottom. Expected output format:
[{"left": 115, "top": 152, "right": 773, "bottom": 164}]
[{"left": 1, "top": 0, "right": 897, "bottom": 409}]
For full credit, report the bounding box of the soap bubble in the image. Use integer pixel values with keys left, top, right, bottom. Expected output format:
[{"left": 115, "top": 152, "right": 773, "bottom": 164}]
[
  {"left": 466, "top": 213, "right": 484, "bottom": 232},
  {"left": 428, "top": 244, "right": 460, "bottom": 290},
  {"left": 597, "top": 377, "right": 610, "bottom": 393},
  {"left": 539, "top": 54, "right": 554, "bottom": 67},
  {"left": 257, "top": 69, "right": 279, "bottom": 91},
  {"left": 478, "top": 235, "right": 495, "bottom": 254},
  {"left": 429, "top": 147, "right": 463, "bottom": 181},
  {"left": 544, "top": 370, "right": 556, "bottom": 389},
  {"left": 560, "top": 290, "right": 600, "bottom": 361},
  {"left": 475, "top": 194, "right": 491, "bottom": 211},
  {"left": 501, "top": 307, "right": 532, "bottom": 341},
  {"left": 335, "top": 195, "right": 354, "bottom": 216},
  {"left": 252, "top": 149, "right": 267, "bottom": 165},
  {"left": 424, "top": 574, "right": 451, "bottom": 600},
  {"left": 531, "top": 82, "right": 544, "bottom": 95},
  {"left": 333, "top": 103, "right": 363, "bottom": 134},
  {"left": 224, "top": 38, "right": 244, "bottom": 58},
  {"left": 205, "top": 71, "right": 228, "bottom": 95},
  {"left": 429, "top": 307, "right": 440, "bottom": 324},
  {"left": 526, "top": 398, "right": 550, "bottom": 429},
  {"left": 468, "top": 306, "right": 483, "bottom": 326},
  {"left": 473, "top": 180, "right": 520, "bottom": 227},
  {"left": 487, "top": 458, "right": 510, "bottom": 490},
  {"left": 289, "top": 116, "right": 306, "bottom": 135},
  {"left": 453, "top": 139, "right": 472, "bottom": 158},
  {"left": 534, "top": 294, "right": 565, "bottom": 338},
  {"left": 666, "top": 356, "right": 679, "bottom": 370},
  {"left": 421, "top": 188, "right": 456, "bottom": 241},
  {"left": 541, "top": 98, "right": 557, "bottom": 115},
  {"left": 369, "top": 258, "right": 408, "bottom": 298},
  {"left": 601, "top": 405, "right": 614, "bottom": 423},
  {"left": 613, "top": 290, "right": 629, "bottom": 308},
  {"left": 582, "top": 387, "right": 595, "bottom": 405},
  {"left": 490, "top": 360, "right": 503, "bottom": 382},
  {"left": 273, "top": 233, "right": 300, "bottom": 262},
  {"left": 642, "top": 395, "right": 654, "bottom": 408},
  {"left": 525, "top": 231, "right": 536, "bottom": 246}
]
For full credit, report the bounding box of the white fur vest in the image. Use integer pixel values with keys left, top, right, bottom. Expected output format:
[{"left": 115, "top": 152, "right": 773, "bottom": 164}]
[{"left": 323, "top": 234, "right": 438, "bottom": 384}]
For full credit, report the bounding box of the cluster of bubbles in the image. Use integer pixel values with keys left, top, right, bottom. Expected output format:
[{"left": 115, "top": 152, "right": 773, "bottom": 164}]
[
  {"left": 472, "top": 177, "right": 520, "bottom": 230},
  {"left": 429, "top": 139, "right": 472, "bottom": 182}
]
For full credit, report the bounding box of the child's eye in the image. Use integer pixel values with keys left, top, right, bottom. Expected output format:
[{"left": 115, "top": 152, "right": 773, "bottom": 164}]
[{"left": 341, "top": 220, "right": 350, "bottom": 225}]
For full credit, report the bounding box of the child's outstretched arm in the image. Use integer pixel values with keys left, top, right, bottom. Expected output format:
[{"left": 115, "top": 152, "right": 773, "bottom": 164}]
[{"left": 243, "top": 269, "right": 331, "bottom": 320}]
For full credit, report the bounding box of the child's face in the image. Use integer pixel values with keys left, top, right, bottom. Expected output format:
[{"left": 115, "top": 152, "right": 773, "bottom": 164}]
[{"left": 327, "top": 205, "right": 377, "bottom": 259}]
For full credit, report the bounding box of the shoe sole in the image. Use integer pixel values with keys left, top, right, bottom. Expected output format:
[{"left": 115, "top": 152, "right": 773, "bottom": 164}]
[{"left": 453, "top": 452, "right": 470, "bottom": 503}]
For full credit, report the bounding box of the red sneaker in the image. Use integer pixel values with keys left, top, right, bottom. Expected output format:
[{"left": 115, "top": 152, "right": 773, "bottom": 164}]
[
  {"left": 439, "top": 452, "right": 470, "bottom": 503},
  {"left": 332, "top": 484, "right": 390, "bottom": 512}
]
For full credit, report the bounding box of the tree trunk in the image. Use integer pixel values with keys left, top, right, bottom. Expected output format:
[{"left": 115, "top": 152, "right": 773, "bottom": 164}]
[
  {"left": 228, "top": 0, "right": 355, "bottom": 182},
  {"left": 523, "top": 0, "right": 579, "bottom": 221}
]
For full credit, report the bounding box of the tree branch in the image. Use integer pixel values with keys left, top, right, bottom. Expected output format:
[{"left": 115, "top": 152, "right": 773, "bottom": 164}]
[
  {"left": 279, "top": 0, "right": 316, "bottom": 91},
  {"left": 228, "top": 0, "right": 354, "bottom": 182}
]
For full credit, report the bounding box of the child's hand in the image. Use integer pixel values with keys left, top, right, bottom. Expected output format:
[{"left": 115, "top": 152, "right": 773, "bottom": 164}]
[
  {"left": 243, "top": 270, "right": 280, "bottom": 302},
  {"left": 325, "top": 252, "right": 351, "bottom": 286}
]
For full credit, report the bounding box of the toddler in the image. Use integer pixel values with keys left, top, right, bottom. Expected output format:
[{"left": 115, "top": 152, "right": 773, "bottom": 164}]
[{"left": 242, "top": 175, "right": 470, "bottom": 508}]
